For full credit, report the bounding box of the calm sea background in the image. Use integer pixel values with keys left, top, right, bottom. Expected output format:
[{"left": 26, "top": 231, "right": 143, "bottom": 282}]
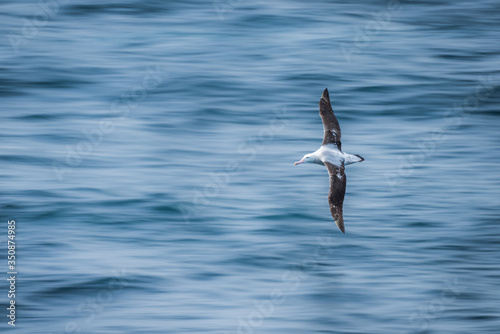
[{"left": 1, "top": 0, "right": 499, "bottom": 333}]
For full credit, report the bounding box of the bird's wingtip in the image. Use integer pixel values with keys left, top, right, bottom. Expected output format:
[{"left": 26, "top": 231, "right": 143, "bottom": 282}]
[
  {"left": 335, "top": 218, "right": 345, "bottom": 233},
  {"left": 321, "top": 88, "right": 330, "bottom": 102}
]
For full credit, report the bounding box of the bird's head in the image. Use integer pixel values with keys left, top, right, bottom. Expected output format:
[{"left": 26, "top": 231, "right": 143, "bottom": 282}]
[{"left": 294, "top": 154, "right": 313, "bottom": 165}]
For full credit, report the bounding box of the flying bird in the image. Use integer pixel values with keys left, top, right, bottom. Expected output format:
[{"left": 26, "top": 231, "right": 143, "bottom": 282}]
[{"left": 294, "top": 89, "right": 364, "bottom": 233}]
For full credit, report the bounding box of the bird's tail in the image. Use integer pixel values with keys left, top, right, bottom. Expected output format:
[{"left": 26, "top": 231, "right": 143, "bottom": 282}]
[
  {"left": 346, "top": 154, "right": 364, "bottom": 165},
  {"left": 354, "top": 154, "right": 364, "bottom": 162}
]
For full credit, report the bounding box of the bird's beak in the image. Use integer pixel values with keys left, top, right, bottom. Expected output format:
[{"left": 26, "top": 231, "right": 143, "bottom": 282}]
[{"left": 294, "top": 158, "right": 305, "bottom": 166}]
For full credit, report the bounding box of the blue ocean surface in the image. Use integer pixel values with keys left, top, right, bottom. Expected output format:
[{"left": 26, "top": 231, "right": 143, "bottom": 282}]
[{"left": 0, "top": 0, "right": 499, "bottom": 333}]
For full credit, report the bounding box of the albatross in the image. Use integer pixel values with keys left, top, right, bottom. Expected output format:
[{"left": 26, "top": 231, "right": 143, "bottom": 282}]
[{"left": 294, "top": 89, "right": 364, "bottom": 233}]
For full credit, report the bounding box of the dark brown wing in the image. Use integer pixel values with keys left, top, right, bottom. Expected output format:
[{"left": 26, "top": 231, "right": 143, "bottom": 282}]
[
  {"left": 319, "top": 88, "right": 342, "bottom": 150},
  {"left": 325, "top": 162, "right": 346, "bottom": 233}
]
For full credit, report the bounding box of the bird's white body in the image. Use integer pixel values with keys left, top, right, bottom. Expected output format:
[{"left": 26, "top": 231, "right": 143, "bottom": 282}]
[{"left": 299, "top": 144, "right": 363, "bottom": 167}]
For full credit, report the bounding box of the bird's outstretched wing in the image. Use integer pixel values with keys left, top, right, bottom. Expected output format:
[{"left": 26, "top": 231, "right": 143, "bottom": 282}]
[
  {"left": 319, "top": 88, "right": 342, "bottom": 150},
  {"left": 325, "top": 161, "right": 346, "bottom": 233}
]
